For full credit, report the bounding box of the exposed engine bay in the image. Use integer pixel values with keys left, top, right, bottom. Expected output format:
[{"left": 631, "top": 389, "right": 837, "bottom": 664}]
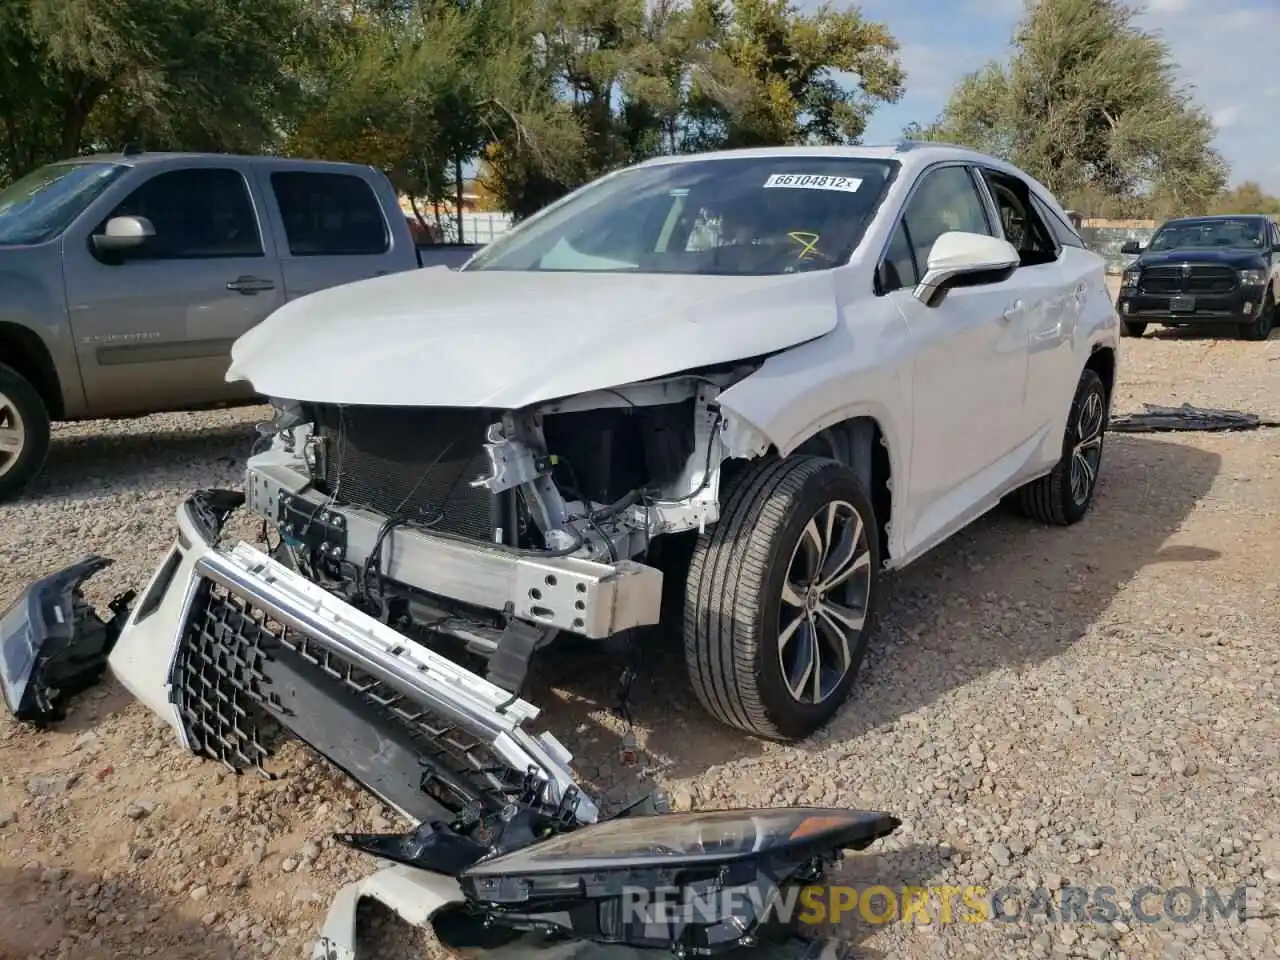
[{"left": 250, "top": 366, "right": 771, "bottom": 683}]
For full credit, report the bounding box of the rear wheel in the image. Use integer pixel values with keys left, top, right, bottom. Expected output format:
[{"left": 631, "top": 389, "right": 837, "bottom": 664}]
[
  {"left": 1239, "top": 291, "right": 1275, "bottom": 341},
  {"left": 684, "top": 455, "right": 880, "bottom": 740},
  {"left": 1016, "top": 367, "right": 1108, "bottom": 526},
  {"left": 1119, "top": 319, "right": 1147, "bottom": 338},
  {"left": 0, "top": 363, "right": 51, "bottom": 504}
]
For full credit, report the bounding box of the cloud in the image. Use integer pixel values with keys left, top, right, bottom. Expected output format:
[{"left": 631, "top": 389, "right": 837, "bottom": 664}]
[
  {"left": 897, "top": 43, "right": 992, "bottom": 101},
  {"left": 1212, "top": 105, "right": 1245, "bottom": 130},
  {"left": 861, "top": 0, "right": 1280, "bottom": 192},
  {"left": 1137, "top": 0, "right": 1280, "bottom": 190}
]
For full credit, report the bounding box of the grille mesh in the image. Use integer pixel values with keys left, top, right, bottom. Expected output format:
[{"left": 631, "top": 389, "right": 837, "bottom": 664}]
[
  {"left": 171, "top": 577, "right": 535, "bottom": 812},
  {"left": 1140, "top": 264, "right": 1237, "bottom": 295},
  {"left": 170, "top": 580, "right": 280, "bottom": 775},
  {"left": 309, "top": 405, "right": 497, "bottom": 541}
]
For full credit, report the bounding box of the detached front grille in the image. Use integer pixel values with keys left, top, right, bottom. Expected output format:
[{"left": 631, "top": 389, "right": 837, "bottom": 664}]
[
  {"left": 1140, "top": 264, "right": 1238, "bottom": 296},
  {"left": 170, "top": 577, "right": 539, "bottom": 817},
  {"left": 307, "top": 404, "right": 498, "bottom": 541}
]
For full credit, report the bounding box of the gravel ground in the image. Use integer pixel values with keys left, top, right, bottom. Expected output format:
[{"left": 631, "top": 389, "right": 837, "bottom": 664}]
[{"left": 2, "top": 323, "right": 1279, "bottom": 960}]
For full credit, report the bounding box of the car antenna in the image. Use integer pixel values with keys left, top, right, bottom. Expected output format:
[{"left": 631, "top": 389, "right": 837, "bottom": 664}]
[{"left": 120, "top": 141, "right": 144, "bottom": 157}]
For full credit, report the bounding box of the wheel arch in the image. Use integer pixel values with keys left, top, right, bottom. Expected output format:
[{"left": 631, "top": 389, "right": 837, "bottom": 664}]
[
  {"left": 788, "top": 415, "right": 894, "bottom": 564},
  {"left": 0, "top": 322, "right": 64, "bottom": 419},
  {"left": 1085, "top": 343, "right": 1116, "bottom": 409}
]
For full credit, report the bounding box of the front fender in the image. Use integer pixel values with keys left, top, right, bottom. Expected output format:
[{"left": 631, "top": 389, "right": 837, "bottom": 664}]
[{"left": 716, "top": 305, "right": 912, "bottom": 555}]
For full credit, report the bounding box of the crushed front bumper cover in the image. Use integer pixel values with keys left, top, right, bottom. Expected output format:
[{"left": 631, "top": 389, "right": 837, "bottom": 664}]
[{"left": 107, "top": 488, "right": 598, "bottom": 826}]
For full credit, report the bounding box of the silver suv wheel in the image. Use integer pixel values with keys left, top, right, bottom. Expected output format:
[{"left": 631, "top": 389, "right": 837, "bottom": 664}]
[
  {"left": 0, "top": 390, "right": 25, "bottom": 479},
  {"left": 777, "top": 499, "right": 872, "bottom": 705}
]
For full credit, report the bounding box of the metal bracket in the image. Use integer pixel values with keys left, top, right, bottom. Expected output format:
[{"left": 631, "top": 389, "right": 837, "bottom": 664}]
[
  {"left": 472, "top": 422, "right": 554, "bottom": 495},
  {"left": 277, "top": 492, "right": 348, "bottom": 564},
  {"left": 487, "top": 615, "right": 551, "bottom": 695}
]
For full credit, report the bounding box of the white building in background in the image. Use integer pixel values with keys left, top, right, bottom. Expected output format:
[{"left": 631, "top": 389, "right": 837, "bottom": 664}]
[{"left": 397, "top": 184, "right": 514, "bottom": 245}]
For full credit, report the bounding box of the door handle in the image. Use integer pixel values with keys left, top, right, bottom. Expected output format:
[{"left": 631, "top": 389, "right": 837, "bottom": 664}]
[
  {"left": 1000, "top": 299, "right": 1025, "bottom": 324},
  {"left": 227, "top": 276, "right": 276, "bottom": 294}
]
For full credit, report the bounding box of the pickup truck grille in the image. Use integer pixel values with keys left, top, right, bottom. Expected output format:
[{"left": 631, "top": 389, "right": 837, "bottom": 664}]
[
  {"left": 1140, "top": 264, "right": 1238, "bottom": 295},
  {"left": 307, "top": 404, "right": 498, "bottom": 542}
]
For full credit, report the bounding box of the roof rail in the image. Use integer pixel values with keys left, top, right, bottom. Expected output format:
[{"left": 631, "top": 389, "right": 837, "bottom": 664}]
[{"left": 894, "top": 138, "right": 974, "bottom": 152}]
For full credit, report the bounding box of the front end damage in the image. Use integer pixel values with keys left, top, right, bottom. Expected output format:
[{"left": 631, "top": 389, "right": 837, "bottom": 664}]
[
  {"left": 244, "top": 368, "right": 771, "bottom": 683},
  {"left": 90, "top": 487, "right": 900, "bottom": 958},
  {"left": 3, "top": 368, "right": 902, "bottom": 956}
]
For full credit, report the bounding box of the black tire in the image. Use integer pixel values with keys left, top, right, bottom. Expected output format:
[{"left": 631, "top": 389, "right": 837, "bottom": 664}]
[
  {"left": 684, "top": 455, "right": 880, "bottom": 741},
  {"left": 1239, "top": 290, "right": 1275, "bottom": 341},
  {"left": 1016, "top": 367, "right": 1108, "bottom": 526},
  {"left": 1120, "top": 319, "right": 1147, "bottom": 338},
  {"left": 0, "top": 363, "right": 51, "bottom": 504}
]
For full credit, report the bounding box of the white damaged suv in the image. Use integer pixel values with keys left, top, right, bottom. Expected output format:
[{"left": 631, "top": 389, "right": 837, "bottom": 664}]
[{"left": 102, "top": 142, "right": 1117, "bottom": 772}]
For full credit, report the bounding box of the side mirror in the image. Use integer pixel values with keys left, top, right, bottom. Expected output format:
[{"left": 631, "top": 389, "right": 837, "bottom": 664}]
[
  {"left": 92, "top": 215, "right": 155, "bottom": 255},
  {"left": 913, "top": 231, "right": 1020, "bottom": 307},
  {"left": 1120, "top": 239, "right": 1143, "bottom": 256}
]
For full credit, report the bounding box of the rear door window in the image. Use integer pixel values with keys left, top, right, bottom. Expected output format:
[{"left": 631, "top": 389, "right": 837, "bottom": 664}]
[{"left": 270, "top": 171, "right": 390, "bottom": 256}]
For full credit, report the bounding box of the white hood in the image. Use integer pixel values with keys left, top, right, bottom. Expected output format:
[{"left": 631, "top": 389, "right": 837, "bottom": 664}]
[{"left": 227, "top": 267, "right": 840, "bottom": 408}]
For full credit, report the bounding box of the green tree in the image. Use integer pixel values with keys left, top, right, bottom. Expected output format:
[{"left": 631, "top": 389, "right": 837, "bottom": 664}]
[
  {"left": 1210, "top": 181, "right": 1280, "bottom": 217},
  {"left": 485, "top": 0, "right": 904, "bottom": 218},
  {"left": 0, "top": 0, "right": 318, "bottom": 184},
  {"left": 290, "top": 0, "right": 584, "bottom": 233},
  {"left": 906, "top": 0, "right": 1226, "bottom": 217}
]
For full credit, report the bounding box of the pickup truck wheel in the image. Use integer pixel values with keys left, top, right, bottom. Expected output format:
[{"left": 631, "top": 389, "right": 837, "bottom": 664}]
[
  {"left": 0, "top": 364, "right": 51, "bottom": 503},
  {"left": 684, "top": 455, "right": 880, "bottom": 741},
  {"left": 1016, "top": 367, "right": 1108, "bottom": 526},
  {"left": 1119, "top": 319, "right": 1147, "bottom": 338},
  {"left": 1239, "top": 291, "right": 1275, "bottom": 341}
]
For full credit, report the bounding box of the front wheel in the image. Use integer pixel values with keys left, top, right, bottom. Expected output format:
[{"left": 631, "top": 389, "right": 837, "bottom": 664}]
[
  {"left": 684, "top": 456, "right": 880, "bottom": 741},
  {"left": 0, "top": 363, "right": 51, "bottom": 504},
  {"left": 1016, "top": 367, "right": 1108, "bottom": 526}
]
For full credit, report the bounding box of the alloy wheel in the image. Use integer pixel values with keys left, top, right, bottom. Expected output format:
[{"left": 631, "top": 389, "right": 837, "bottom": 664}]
[
  {"left": 0, "top": 390, "right": 24, "bottom": 479},
  {"left": 1069, "top": 387, "right": 1105, "bottom": 506},
  {"left": 777, "top": 500, "right": 873, "bottom": 705}
]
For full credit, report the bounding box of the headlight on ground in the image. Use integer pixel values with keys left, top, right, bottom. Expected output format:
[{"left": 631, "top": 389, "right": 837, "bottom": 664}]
[
  {"left": 462, "top": 807, "right": 899, "bottom": 879},
  {"left": 1238, "top": 269, "right": 1266, "bottom": 286}
]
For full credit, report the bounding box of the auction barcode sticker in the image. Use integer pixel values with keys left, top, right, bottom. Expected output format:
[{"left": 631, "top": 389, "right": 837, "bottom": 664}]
[{"left": 763, "top": 173, "right": 862, "bottom": 192}]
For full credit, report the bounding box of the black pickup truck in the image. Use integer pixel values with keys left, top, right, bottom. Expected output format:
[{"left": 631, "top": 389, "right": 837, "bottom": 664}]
[{"left": 1115, "top": 214, "right": 1279, "bottom": 341}]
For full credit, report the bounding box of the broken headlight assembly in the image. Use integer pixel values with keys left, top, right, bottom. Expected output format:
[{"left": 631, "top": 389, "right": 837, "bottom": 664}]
[{"left": 444, "top": 807, "right": 901, "bottom": 956}]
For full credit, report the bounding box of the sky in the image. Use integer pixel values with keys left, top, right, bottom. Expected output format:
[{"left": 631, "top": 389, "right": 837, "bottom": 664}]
[{"left": 848, "top": 0, "right": 1280, "bottom": 194}]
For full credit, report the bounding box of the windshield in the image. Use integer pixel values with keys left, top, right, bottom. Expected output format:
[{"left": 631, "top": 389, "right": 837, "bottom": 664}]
[
  {"left": 0, "top": 161, "right": 129, "bottom": 246},
  {"left": 1148, "top": 218, "right": 1267, "bottom": 252},
  {"left": 466, "top": 156, "right": 899, "bottom": 276}
]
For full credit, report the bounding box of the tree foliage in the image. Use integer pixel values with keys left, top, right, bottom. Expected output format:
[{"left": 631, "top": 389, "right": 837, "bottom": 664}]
[
  {"left": 0, "top": 0, "right": 317, "bottom": 182},
  {"left": 1210, "top": 181, "right": 1280, "bottom": 218},
  {"left": 905, "top": 0, "right": 1228, "bottom": 218},
  {"left": 4, "top": 0, "right": 1265, "bottom": 226},
  {"left": 496, "top": 0, "right": 904, "bottom": 216}
]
